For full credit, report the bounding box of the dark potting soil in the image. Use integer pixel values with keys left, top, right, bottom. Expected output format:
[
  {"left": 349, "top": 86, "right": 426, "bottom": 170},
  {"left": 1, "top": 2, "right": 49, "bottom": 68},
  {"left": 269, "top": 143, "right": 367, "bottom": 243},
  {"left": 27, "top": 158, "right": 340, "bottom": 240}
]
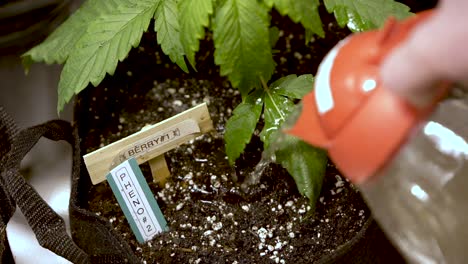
[
  {"left": 75, "top": 4, "right": 435, "bottom": 263},
  {"left": 84, "top": 80, "right": 370, "bottom": 263},
  {"left": 83, "top": 75, "right": 370, "bottom": 263}
]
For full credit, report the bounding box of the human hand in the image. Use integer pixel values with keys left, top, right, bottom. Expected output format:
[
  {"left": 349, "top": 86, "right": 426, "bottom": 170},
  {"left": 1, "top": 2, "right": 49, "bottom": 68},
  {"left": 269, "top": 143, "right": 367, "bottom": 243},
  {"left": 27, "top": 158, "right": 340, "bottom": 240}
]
[{"left": 381, "top": 0, "right": 468, "bottom": 108}]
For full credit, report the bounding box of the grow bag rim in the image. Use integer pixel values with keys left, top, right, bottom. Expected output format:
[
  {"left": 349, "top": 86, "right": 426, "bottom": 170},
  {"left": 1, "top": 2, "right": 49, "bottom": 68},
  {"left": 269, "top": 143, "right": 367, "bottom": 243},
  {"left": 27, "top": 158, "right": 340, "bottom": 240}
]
[
  {"left": 0, "top": 0, "right": 67, "bottom": 19},
  {"left": 0, "top": 0, "right": 72, "bottom": 54},
  {"left": 316, "top": 216, "right": 374, "bottom": 264}
]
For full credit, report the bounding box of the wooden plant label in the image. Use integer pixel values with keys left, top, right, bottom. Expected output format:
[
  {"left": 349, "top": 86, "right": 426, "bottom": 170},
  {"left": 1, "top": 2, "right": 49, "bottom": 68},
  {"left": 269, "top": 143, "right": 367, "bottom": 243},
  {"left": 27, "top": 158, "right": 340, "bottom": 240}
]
[
  {"left": 109, "top": 119, "right": 199, "bottom": 168},
  {"left": 84, "top": 103, "right": 213, "bottom": 185},
  {"left": 107, "top": 158, "right": 168, "bottom": 243}
]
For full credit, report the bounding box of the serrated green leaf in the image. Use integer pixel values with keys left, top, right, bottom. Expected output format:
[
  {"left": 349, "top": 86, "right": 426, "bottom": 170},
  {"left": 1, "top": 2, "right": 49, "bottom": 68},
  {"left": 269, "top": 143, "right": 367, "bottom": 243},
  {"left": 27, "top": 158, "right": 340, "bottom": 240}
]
[
  {"left": 155, "top": 0, "right": 188, "bottom": 72},
  {"left": 213, "top": 0, "right": 275, "bottom": 96},
  {"left": 272, "top": 74, "right": 314, "bottom": 99},
  {"left": 323, "top": 0, "right": 412, "bottom": 32},
  {"left": 256, "top": 75, "right": 327, "bottom": 204},
  {"left": 269, "top": 75, "right": 297, "bottom": 91},
  {"left": 270, "top": 0, "right": 324, "bottom": 38},
  {"left": 260, "top": 90, "right": 295, "bottom": 150},
  {"left": 260, "top": 74, "right": 313, "bottom": 146},
  {"left": 225, "top": 90, "right": 264, "bottom": 165},
  {"left": 22, "top": 0, "right": 107, "bottom": 68},
  {"left": 305, "top": 28, "right": 314, "bottom": 45},
  {"left": 275, "top": 134, "right": 327, "bottom": 204},
  {"left": 57, "top": 0, "right": 158, "bottom": 112},
  {"left": 260, "top": 74, "right": 310, "bottom": 148},
  {"left": 179, "top": 0, "right": 213, "bottom": 69},
  {"left": 263, "top": 0, "right": 274, "bottom": 8},
  {"left": 269, "top": 26, "right": 280, "bottom": 48}
]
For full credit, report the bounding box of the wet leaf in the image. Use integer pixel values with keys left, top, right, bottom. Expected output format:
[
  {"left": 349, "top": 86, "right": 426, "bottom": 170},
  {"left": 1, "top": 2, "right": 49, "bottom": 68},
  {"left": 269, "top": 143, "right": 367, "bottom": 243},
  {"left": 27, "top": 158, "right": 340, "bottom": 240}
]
[
  {"left": 225, "top": 90, "right": 263, "bottom": 165},
  {"left": 226, "top": 74, "right": 315, "bottom": 165},
  {"left": 260, "top": 74, "right": 313, "bottom": 148},
  {"left": 271, "top": 74, "right": 314, "bottom": 99},
  {"left": 275, "top": 134, "right": 328, "bottom": 205},
  {"left": 324, "top": 0, "right": 412, "bottom": 32},
  {"left": 268, "top": 0, "right": 324, "bottom": 37},
  {"left": 260, "top": 90, "right": 294, "bottom": 150},
  {"left": 259, "top": 74, "right": 327, "bottom": 205}
]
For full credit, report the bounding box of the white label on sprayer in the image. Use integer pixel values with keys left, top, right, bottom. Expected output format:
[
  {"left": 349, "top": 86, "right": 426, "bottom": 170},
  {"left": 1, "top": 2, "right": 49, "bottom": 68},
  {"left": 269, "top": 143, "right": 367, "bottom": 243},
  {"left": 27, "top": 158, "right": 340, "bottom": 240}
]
[{"left": 314, "top": 38, "right": 349, "bottom": 114}]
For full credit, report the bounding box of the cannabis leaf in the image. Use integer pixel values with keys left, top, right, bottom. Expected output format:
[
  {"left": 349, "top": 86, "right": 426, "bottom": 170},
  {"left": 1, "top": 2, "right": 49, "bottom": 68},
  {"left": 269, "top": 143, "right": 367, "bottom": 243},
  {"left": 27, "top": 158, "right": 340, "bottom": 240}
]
[
  {"left": 57, "top": 0, "right": 158, "bottom": 111},
  {"left": 267, "top": 0, "right": 324, "bottom": 37},
  {"left": 275, "top": 133, "right": 327, "bottom": 205},
  {"left": 260, "top": 82, "right": 295, "bottom": 150},
  {"left": 225, "top": 74, "right": 326, "bottom": 203},
  {"left": 225, "top": 74, "right": 313, "bottom": 162},
  {"left": 269, "top": 26, "right": 280, "bottom": 48},
  {"left": 272, "top": 74, "right": 314, "bottom": 99},
  {"left": 305, "top": 29, "right": 315, "bottom": 44},
  {"left": 179, "top": 0, "right": 213, "bottom": 69},
  {"left": 323, "top": 0, "right": 412, "bottom": 32},
  {"left": 213, "top": 0, "right": 275, "bottom": 97},
  {"left": 22, "top": 0, "right": 109, "bottom": 70},
  {"left": 224, "top": 90, "right": 263, "bottom": 165},
  {"left": 154, "top": 0, "right": 188, "bottom": 72},
  {"left": 259, "top": 74, "right": 313, "bottom": 147},
  {"left": 259, "top": 74, "right": 326, "bottom": 203}
]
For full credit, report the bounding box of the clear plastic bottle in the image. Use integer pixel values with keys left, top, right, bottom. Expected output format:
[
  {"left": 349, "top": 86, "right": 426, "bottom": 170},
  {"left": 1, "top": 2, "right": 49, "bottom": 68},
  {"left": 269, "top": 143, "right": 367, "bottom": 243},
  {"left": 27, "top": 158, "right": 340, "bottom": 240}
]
[
  {"left": 285, "top": 10, "right": 468, "bottom": 263},
  {"left": 359, "top": 95, "right": 468, "bottom": 264}
]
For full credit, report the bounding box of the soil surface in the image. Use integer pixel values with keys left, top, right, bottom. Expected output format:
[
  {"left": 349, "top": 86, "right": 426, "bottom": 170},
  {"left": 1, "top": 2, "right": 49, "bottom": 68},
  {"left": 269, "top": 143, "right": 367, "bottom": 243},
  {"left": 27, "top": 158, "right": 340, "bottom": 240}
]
[
  {"left": 75, "top": 3, "right": 435, "bottom": 263},
  {"left": 83, "top": 75, "right": 370, "bottom": 263}
]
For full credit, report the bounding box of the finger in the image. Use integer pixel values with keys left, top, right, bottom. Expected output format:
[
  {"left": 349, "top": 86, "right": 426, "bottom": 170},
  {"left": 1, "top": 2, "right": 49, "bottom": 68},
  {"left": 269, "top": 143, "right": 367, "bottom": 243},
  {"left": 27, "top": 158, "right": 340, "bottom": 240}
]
[{"left": 380, "top": 3, "right": 468, "bottom": 108}]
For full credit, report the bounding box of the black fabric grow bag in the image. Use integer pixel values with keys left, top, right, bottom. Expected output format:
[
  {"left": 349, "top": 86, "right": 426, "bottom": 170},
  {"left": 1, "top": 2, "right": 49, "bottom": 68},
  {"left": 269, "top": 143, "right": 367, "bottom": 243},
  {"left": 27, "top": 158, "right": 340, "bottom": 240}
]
[
  {"left": 0, "top": 84, "right": 407, "bottom": 264},
  {"left": 0, "top": 0, "right": 72, "bottom": 55},
  {"left": 0, "top": 106, "right": 142, "bottom": 263},
  {"left": 70, "top": 82, "right": 406, "bottom": 263}
]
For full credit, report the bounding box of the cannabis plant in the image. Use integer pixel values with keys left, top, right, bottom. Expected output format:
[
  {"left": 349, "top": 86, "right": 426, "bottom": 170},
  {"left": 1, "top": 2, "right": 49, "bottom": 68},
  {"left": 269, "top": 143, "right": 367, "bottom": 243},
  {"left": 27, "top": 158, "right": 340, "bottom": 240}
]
[{"left": 23, "top": 0, "right": 411, "bottom": 204}]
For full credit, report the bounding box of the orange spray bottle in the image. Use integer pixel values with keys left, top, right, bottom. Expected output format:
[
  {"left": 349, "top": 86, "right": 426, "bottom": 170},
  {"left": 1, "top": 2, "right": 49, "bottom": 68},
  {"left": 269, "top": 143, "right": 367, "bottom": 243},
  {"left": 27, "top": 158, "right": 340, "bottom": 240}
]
[{"left": 287, "top": 11, "right": 468, "bottom": 264}]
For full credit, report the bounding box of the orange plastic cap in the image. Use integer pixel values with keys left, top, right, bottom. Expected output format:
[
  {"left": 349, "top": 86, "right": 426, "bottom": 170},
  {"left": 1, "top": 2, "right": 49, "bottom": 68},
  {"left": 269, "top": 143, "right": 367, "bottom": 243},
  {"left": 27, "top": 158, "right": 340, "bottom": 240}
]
[{"left": 287, "top": 11, "right": 442, "bottom": 184}]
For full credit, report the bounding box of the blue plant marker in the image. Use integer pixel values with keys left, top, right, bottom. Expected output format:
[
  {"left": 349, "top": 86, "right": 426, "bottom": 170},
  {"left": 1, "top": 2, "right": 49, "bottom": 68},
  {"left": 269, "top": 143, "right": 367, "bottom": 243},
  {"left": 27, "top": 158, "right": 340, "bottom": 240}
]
[{"left": 106, "top": 158, "right": 168, "bottom": 243}]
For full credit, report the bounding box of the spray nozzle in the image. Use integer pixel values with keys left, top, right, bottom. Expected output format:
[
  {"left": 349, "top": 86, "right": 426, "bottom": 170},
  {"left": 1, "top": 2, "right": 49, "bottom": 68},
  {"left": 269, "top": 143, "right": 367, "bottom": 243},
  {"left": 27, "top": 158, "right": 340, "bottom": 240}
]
[{"left": 286, "top": 11, "right": 443, "bottom": 183}]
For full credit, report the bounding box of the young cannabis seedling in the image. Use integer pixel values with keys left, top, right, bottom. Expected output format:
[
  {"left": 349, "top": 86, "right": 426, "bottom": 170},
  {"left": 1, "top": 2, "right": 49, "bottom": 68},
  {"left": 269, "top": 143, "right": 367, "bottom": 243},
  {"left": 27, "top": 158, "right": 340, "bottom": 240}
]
[
  {"left": 23, "top": 0, "right": 411, "bottom": 204},
  {"left": 225, "top": 74, "right": 328, "bottom": 203}
]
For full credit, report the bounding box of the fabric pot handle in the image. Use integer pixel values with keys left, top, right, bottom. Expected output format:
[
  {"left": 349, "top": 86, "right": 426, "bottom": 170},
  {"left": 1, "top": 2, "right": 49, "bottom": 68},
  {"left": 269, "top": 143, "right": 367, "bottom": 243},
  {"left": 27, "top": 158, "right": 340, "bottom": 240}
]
[
  {"left": 0, "top": 106, "right": 17, "bottom": 264},
  {"left": 0, "top": 106, "right": 89, "bottom": 263}
]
